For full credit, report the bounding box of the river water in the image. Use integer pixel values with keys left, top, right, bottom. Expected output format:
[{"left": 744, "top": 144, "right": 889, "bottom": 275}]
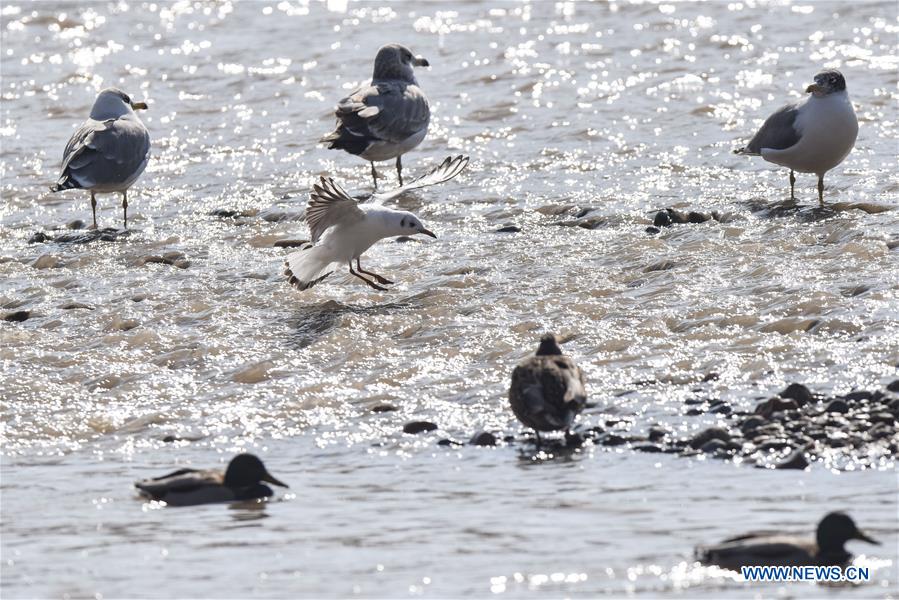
[{"left": 1, "top": 1, "right": 897, "bottom": 598}]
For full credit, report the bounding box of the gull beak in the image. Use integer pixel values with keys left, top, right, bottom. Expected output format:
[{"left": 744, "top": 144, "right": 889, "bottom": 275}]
[
  {"left": 805, "top": 83, "right": 823, "bottom": 95},
  {"left": 131, "top": 101, "right": 149, "bottom": 110},
  {"left": 261, "top": 471, "right": 289, "bottom": 488},
  {"left": 413, "top": 56, "right": 430, "bottom": 68},
  {"left": 854, "top": 529, "right": 880, "bottom": 545},
  {"left": 419, "top": 228, "right": 437, "bottom": 239}
]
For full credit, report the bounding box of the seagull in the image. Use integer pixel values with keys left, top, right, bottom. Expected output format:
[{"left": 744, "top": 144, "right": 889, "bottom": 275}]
[
  {"left": 284, "top": 176, "right": 436, "bottom": 292},
  {"left": 134, "top": 453, "right": 289, "bottom": 507},
  {"left": 508, "top": 334, "right": 587, "bottom": 445},
  {"left": 49, "top": 87, "right": 151, "bottom": 229},
  {"left": 321, "top": 43, "right": 430, "bottom": 190},
  {"left": 697, "top": 512, "right": 879, "bottom": 570},
  {"left": 734, "top": 69, "right": 858, "bottom": 204}
]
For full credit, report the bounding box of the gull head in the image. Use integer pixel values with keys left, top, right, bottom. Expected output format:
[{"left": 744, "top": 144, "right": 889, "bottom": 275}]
[
  {"left": 394, "top": 212, "right": 436, "bottom": 239},
  {"left": 90, "top": 88, "right": 149, "bottom": 120},
  {"left": 806, "top": 69, "right": 847, "bottom": 97},
  {"left": 373, "top": 44, "right": 429, "bottom": 82}
]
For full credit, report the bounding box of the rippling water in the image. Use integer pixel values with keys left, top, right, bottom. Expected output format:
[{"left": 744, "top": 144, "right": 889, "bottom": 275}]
[{"left": 1, "top": 1, "right": 897, "bottom": 597}]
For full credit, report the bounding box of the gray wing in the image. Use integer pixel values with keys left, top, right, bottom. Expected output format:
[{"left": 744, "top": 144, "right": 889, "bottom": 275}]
[
  {"left": 55, "top": 117, "right": 150, "bottom": 189},
  {"left": 337, "top": 80, "right": 430, "bottom": 143},
  {"left": 305, "top": 177, "right": 366, "bottom": 243},
  {"left": 737, "top": 104, "right": 801, "bottom": 155}
]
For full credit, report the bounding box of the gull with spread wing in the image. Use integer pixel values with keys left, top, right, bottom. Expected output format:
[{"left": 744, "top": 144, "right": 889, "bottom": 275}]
[{"left": 284, "top": 176, "right": 436, "bottom": 292}]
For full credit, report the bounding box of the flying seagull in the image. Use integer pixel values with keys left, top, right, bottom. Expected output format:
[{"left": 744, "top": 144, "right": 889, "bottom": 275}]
[
  {"left": 50, "top": 87, "right": 151, "bottom": 229},
  {"left": 284, "top": 176, "right": 436, "bottom": 292},
  {"left": 134, "top": 453, "right": 289, "bottom": 507},
  {"left": 321, "top": 43, "right": 430, "bottom": 190},
  {"left": 697, "top": 512, "right": 879, "bottom": 569},
  {"left": 509, "top": 334, "right": 587, "bottom": 445},
  {"left": 734, "top": 69, "right": 857, "bottom": 204}
]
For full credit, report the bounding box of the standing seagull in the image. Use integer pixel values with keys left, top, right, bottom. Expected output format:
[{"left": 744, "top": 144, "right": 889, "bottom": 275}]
[
  {"left": 734, "top": 69, "right": 857, "bottom": 204},
  {"left": 509, "top": 334, "right": 587, "bottom": 444},
  {"left": 50, "top": 87, "right": 150, "bottom": 228},
  {"left": 321, "top": 44, "right": 430, "bottom": 190},
  {"left": 284, "top": 176, "right": 436, "bottom": 292}
]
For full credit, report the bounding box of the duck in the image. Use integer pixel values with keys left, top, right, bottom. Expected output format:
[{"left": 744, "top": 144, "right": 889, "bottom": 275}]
[
  {"left": 135, "top": 453, "right": 288, "bottom": 506},
  {"left": 697, "top": 512, "right": 879, "bottom": 569},
  {"left": 508, "top": 334, "right": 587, "bottom": 444}
]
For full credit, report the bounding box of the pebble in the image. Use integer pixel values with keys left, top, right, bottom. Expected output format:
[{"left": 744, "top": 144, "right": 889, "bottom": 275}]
[
  {"left": 779, "top": 383, "right": 814, "bottom": 406},
  {"left": 273, "top": 239, "right": 310, "bottom": 248},
  {"left": 740, "top": 416, "right": 766, "bottom": 433},
  {"left": 3, "top": 310, "right": 31, "bottom": 322},
  {"left": 775, "top": 447, "right": 810, "bottom": 470},
  {"left": 633, "top": 443, "right": 663, "bottom": 453},
  {"left": 469, "top": 431, "right": 497, "bottom": 446},
  {"left": 689, "top": 426, "right": 730, "bottom": 449},
  {"left": 32, "top": 254, "right": 62, "bottom": 269},
  {"left": 647, "top": 426, "right": 668, "bottom": 441},
  {"left": 824, "top": 399, "right": 850, "bottom": 414},
  {"left": 755, "top": 397, "right": 798, "bottom": 418},
  {"left": 59, "top": 302, "right": 93, "bottom": 310},
  {"left": 494, "top": 224, "right": 521, "bottom": 233},
  {"left": 437, "top": 438, "right": 463, "bottom": 447},
  {"left": 700, "top": 439, "right": 727, "bottom": 454},
  {"left": 600, "top": 433, "right": 627, "bottom": 446},
  {"left": 886, "top": 379, "right": 899, "bottom": 392},
  {"left": 403, "top": 421, "right": 438, "bottom": 435},
  {"left": 370, "top": 404, "right": 397, "bottom": 413}
]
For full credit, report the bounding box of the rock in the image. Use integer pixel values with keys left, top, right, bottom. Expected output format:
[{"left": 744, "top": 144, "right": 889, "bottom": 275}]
[
  {"left": 685, "top": 408, "right": 704, "bottom": 416},
  {"left": 886, "top": 379, "right": 899, "bottom": 392},
  {"left": 775, "top": 448, "right": 810, "bottom": 470},
  {"left": 647, "top": 426, "right": 667, "bottom": 442},
  {"left": 273, "top": 239, "right": 310, "bottom": 248},
  {"left": 600, "top": 433, "right": 627, "bottom": 446},
  {"left": 824, "top": 399, "right": 850, "bottom": 414},
  {"left": 755, "top": 397, "right": 798, "bottom": 418},
  {"left": 653, "top": 210, "right": 673, "bottom": 227},
  {"left": 870, "top": 412, "right": 896, "bottom": 425},
  {"left": 780, "top": 383, "right": 814, "bottom": 406},
  {"left": 869, "top": 423, "right": 895, "bottom": 440},
  {"left": 843, "top": 390, "right": 873, "bottom": 402},
  {"left": 740, "top": 416, "right": 766, "bottom": 433},
  {"left": 645, "top": 226, "right": 661, "bottom": 234},
  {"left": 28, "top": 232, "right": 50, "bottom": 244},
  {"left": 702, "top": 372, "right": 720, "bottom": 382},
  {"left": 3, "top": 310, "right": 31, "bottom": 322},
  {"left": 370, "top": 404, "right": 397, "bottom": 413},
  {"left": 494, "top": 224, "right": 521, "bottom": 233},
  {"left": 889, "top": 398, "right": 899, "bottom": 414},
  {"left": 437, "top": 438, "right": 463, "bottom": 447},
  {"left": 210, "top": 209, "right": 241, "bottom": 218},
  {"left": 634, "top": 443, "right": 663, "bottom": 453},
  {"left": 32, "top": 254, "right": 62, "bottom": 269},
  {"left": 687, "top": 211, "right": 711, "bottom": 223},
  {"left": 700, "top": 439, "right": 727, "bottom": 454},
  {"left": 709, "top": 401, "right": 732, "bottom": 415},
  {"left": 59, "top": 302, "right": 93, "bottom": 310},
  {"left": 757, "top": 439, "right": 792, "bottom": 452},
  {"left": 66, "top": 219, "right": 86, "bottom": 230},
  {"left": 689, "top": 426, "right": 731, "bottom": 449},
  {"left": 469, "top": 431, "right": 497, "bottom": 446},
  {"left": 403, "top": 421, "right": 438, "bottom": 435}
]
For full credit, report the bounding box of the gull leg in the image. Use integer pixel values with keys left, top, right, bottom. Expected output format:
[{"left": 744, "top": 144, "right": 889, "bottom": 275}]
[
  {"left": 534, "top": 430, "right": 542, "bottom": 448},
  {"left": 348, "top": 261, "right": 388, "bottom": 291},
  {"left": 356, "top": 258, "right": 394, "bottom": 285},
  {"left": 122, "top": 190, "right": 128, "bottom": 230},
  {"left": 370, "top": 162, "right": 378, "bottom": 191},
  {"left": 396, "top": 155, "right": 403, "bottom": 186},
  {"left": 789, "top": 170, "right": 795, "bottom": 201},
  {"left": 817, "top": 175, "right": 824, "bottom": 205},
  {"left": 90, "top": 192, "right": 98, "bottom": 229}
]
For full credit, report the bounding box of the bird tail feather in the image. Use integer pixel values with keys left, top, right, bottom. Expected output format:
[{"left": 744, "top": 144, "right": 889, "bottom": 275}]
[
  {"left": 49, "top": 174, "right": 79, "bottom": 192},
  {"left": 284, "top": 244, "right": 334, "bottom": 291}
]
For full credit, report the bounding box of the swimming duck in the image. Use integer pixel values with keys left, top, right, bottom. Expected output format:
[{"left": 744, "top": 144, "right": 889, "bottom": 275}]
[
  {"left": 135, "top": 453, "right": 288, "bottom": 506},
  {"left": 698, "top": 512, "right": 879, "bottom": 569},
  {"left": 509, "top": 334, "right": 587, "bottom": 444}
]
